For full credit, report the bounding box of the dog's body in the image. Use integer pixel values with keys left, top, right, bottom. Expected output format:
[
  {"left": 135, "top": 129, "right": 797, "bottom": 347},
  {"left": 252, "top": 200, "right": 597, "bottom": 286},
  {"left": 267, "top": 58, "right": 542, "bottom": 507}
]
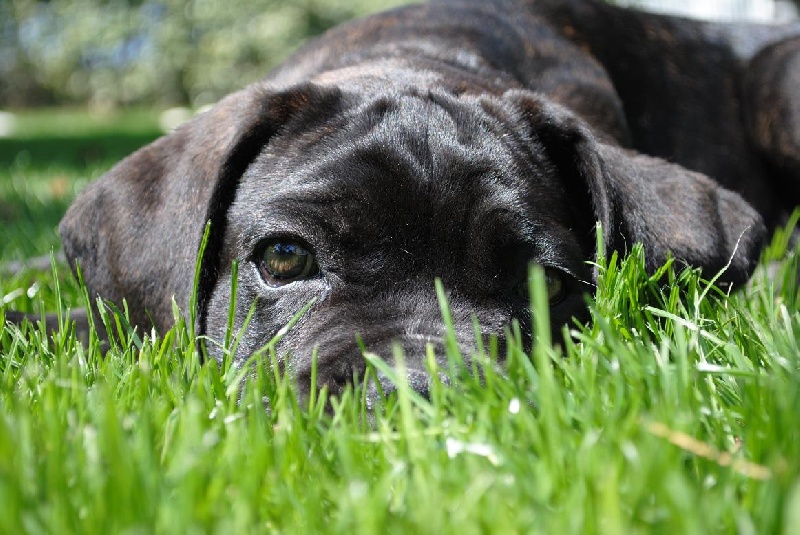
[{"left": 25, "top": 0, "right": 800, "bottom": 396}]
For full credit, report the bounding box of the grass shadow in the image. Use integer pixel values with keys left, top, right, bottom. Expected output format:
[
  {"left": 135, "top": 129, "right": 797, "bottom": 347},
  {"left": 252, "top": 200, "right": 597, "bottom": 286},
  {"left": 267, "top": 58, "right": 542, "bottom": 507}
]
[
  {"left": 1, "top": 130, "right": 161, "bottom": 259},
  {"left": 0, "top": 132, "right": 160, "bottom": 171}
]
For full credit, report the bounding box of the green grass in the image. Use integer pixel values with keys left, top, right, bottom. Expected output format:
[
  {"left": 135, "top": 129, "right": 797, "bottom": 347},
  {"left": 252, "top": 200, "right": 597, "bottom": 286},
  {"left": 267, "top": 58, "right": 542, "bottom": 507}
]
[
  {"left": 0, "top": 108, "right": 162, "bottom": 260},
  {"left": 2, "top": 110, "right": 800, "bottom": 533}
]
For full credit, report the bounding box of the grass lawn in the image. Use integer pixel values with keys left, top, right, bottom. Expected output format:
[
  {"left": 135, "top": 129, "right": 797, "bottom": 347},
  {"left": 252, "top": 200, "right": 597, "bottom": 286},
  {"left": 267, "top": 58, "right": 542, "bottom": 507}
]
[{"left": 1, "top": 108, "right": 799, "bottom": 533}]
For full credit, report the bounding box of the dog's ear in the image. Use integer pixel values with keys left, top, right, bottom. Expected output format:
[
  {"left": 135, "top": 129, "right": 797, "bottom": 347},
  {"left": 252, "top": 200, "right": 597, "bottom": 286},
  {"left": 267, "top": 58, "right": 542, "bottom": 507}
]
[
  {"left": 510, "top": 91, "right": 766, "bottom": 285},
  {"left": 59, "top": 83, "right": 343, "bottom": 332}
]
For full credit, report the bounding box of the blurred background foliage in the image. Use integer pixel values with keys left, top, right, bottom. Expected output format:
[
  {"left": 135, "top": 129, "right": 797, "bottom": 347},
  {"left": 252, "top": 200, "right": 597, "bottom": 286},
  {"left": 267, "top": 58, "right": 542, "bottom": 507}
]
[
  {"left": 0, "top": 0, "right": 796, "bottom": 109},
  {"left": 0, "top": 0, "right": 409, "bottom": 109},
  {"left": 0, "top": 0, "right": 796, "bottom": 260}
]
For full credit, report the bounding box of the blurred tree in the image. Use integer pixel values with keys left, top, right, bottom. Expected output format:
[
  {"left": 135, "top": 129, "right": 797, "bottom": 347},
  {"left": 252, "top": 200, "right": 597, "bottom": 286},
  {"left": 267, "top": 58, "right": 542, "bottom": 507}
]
[
  {"left": 3, "top": 0, "right": 794, "bottom": 108},
  {"left": 0, "top": 0, "right": 407, "bottom": 108}
]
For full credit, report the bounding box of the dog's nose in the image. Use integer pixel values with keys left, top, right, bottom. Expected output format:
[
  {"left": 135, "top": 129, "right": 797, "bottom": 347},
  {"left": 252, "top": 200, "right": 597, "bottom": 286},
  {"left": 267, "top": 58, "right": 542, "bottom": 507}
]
[{"left": 366, "top": 369, "right": 433, "bottom": 407}]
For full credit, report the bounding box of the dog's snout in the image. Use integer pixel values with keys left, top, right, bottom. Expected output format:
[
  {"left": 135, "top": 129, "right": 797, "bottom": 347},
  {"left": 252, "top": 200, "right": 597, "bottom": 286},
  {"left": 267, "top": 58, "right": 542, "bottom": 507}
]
[
  {"left": 375, "top": 369, "right": 432, "bottom": 400},
  {"left": 366, "top": 367, "right": 457, "bottom": 409}
]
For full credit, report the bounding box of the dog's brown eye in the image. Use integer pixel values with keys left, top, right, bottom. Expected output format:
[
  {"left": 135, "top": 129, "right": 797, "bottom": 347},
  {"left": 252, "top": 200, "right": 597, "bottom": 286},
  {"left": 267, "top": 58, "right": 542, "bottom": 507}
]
[
  {"left": 515, "top": 268, "right": 566, "bottom": 305},
  {"left": 258, "top": 241, "right": 319, "bottom": 286}
]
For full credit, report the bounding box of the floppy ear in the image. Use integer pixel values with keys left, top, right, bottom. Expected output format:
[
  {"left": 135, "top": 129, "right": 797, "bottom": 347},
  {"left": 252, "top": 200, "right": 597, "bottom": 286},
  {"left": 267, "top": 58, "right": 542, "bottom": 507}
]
[
  {"left": 511, "top": 91, "right": 767, "bottom": 285},
  {"left": 594, "top": 144, "right": 767, "bottom": 284},
  {"left": 59, "top": 83, "right": 344, "bottom": 333}
]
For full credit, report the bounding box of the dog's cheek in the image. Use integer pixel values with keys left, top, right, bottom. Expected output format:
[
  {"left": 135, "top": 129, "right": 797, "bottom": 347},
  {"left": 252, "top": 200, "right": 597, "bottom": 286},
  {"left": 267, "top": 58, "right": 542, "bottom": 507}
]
[
  {"left": 203, "top": 271, "right": 276, "bottom": 366},
  {"left": 203, "top": 274, "right": 237, "bottom": 364},
  {"left": 204, "top": 267, "right": 326, "bottom": 368}
]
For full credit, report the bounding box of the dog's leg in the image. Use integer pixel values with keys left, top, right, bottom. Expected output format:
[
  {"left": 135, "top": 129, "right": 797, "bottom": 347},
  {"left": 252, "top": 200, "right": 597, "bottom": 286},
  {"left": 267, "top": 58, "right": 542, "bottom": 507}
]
[
  {"left": 742, "top": 36, "right": 800, "bottom": 210},
  {"left": 0, "top": 252, "right": 67, "bottom": 277},
  {"left": 3, "top": 308, "right": 101, "bottom": 348},
  {"left": 2, "top": 252, "right": 102, "bottom": 346},
  {"left": 534, "top": 0, "right": 800, "bottom": 225}
]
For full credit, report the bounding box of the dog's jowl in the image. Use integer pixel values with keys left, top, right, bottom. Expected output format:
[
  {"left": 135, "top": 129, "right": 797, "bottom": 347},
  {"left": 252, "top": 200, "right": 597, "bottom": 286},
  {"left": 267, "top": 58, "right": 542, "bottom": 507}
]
[{"left": 51, "top": 0, "right": 800, "bottom": 397}]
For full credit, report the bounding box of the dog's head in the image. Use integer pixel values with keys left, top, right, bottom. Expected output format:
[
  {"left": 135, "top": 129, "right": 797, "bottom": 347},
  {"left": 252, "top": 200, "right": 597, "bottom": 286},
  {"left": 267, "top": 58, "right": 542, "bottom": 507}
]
[{"left": 59, "top": 83, "right": 765, "bottom": 397}]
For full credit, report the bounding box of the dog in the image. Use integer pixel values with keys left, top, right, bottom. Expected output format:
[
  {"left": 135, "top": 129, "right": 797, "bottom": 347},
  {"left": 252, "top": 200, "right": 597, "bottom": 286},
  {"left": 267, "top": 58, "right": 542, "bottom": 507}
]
[{"left": 13, "top": 0, "right": 800, "bottom": 399}]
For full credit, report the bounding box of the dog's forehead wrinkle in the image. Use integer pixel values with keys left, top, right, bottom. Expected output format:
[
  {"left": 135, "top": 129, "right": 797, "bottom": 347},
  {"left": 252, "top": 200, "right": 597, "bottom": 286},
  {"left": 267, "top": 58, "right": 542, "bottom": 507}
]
[
  {"left": 352, "top": 90, "right": 520, "bottom": 157},
  {"left": 342, "top": 95, "right": 544, "bottom": 214},
  {"left": 250, "top": 88, "right": 551, "bottom": 199}
]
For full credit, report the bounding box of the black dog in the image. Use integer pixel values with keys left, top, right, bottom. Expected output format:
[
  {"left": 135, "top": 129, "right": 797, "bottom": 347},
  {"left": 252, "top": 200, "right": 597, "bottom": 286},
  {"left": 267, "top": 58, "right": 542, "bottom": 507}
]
[{"left": 33, "top": 0, "right": 800, "bottom": 397}]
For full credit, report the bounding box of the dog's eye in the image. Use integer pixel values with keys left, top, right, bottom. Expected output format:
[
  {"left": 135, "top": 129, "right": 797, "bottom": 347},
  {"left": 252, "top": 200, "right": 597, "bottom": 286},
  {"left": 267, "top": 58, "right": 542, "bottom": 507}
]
[
  {"left": 258, "top": 241, "right": 319, "bottom": 286},
  {"left": 515, "top": 268, "right": 566, "bottom": 305}
]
